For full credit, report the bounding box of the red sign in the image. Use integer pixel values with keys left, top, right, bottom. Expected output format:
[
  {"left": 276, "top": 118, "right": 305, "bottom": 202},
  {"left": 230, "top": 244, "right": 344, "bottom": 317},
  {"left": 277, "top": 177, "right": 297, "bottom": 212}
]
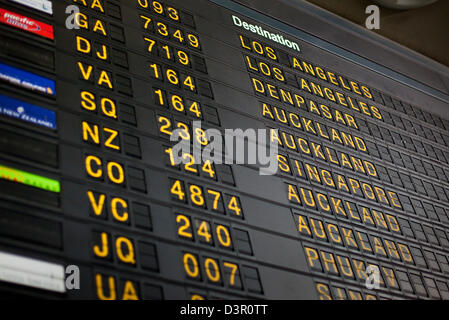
[{"left": 0, "top": 8, "right": 54, "bottom": 40}]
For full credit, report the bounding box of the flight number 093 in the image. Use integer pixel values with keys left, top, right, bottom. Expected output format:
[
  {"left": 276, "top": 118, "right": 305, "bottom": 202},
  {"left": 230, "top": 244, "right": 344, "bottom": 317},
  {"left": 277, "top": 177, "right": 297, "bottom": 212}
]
[
  {"left": 169, "top": 179, "right": 243, "bottom": 218},
  {"left": 183, "top": 253, "right": 242, "bottom": 289},
  {"left": 137, "top": 0, "right": 180, "bottom": 22}
]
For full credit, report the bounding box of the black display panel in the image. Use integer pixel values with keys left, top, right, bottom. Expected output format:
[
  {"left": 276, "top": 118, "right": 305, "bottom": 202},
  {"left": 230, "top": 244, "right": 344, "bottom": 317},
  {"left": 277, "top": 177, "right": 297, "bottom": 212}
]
[{"left": 0, "top": 0, "right": 448, "bottom": 300}]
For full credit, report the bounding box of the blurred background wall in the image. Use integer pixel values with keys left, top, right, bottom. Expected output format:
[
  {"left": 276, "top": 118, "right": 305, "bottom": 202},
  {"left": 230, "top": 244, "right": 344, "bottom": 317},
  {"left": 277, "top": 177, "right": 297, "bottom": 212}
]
[{"left": 304, "top": 0, "right": 449, "bottom": 67}]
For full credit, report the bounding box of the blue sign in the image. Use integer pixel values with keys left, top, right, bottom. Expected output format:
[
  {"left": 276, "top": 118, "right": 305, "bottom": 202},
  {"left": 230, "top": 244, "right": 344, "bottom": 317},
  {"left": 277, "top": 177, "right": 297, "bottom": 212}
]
[
  {"left": 0, "top": 62, "right": 56, "bottom": 96},
  {"left": 0, "top": 94, "right": 57, "bottom": 130}
]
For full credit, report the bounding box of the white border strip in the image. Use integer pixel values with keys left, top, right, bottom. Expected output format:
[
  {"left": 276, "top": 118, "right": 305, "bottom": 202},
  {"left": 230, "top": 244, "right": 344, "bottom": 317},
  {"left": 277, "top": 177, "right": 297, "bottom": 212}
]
[
  {"left": 0, "top": 251, "right": 65, "bottom": 293},
  {"left": 8, "top": 0, "right": 53, "bottom": 15}
]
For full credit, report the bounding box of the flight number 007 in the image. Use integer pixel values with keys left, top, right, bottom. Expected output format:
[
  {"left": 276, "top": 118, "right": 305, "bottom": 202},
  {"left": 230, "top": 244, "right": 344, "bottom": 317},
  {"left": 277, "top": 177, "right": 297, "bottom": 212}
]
[
  {"left": 169, "top": 179, "right": 243, "bottom": 218},
  {"left": 183, "top": 253, "right": 242, "bottom": 288}
]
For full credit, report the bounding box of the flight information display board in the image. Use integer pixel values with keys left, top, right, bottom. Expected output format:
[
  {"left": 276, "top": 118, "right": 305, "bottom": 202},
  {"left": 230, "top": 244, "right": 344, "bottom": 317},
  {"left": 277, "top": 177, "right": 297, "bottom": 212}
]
[{"left": 0, "top": 0, "right": 449, "bottom": 300}]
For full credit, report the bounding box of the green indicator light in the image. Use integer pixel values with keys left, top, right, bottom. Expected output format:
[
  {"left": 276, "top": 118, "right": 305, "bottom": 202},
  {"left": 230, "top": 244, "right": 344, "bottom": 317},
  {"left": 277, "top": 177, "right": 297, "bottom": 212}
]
[{"left": 0, "top": 165, "right": 60, "bottom": 193}]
